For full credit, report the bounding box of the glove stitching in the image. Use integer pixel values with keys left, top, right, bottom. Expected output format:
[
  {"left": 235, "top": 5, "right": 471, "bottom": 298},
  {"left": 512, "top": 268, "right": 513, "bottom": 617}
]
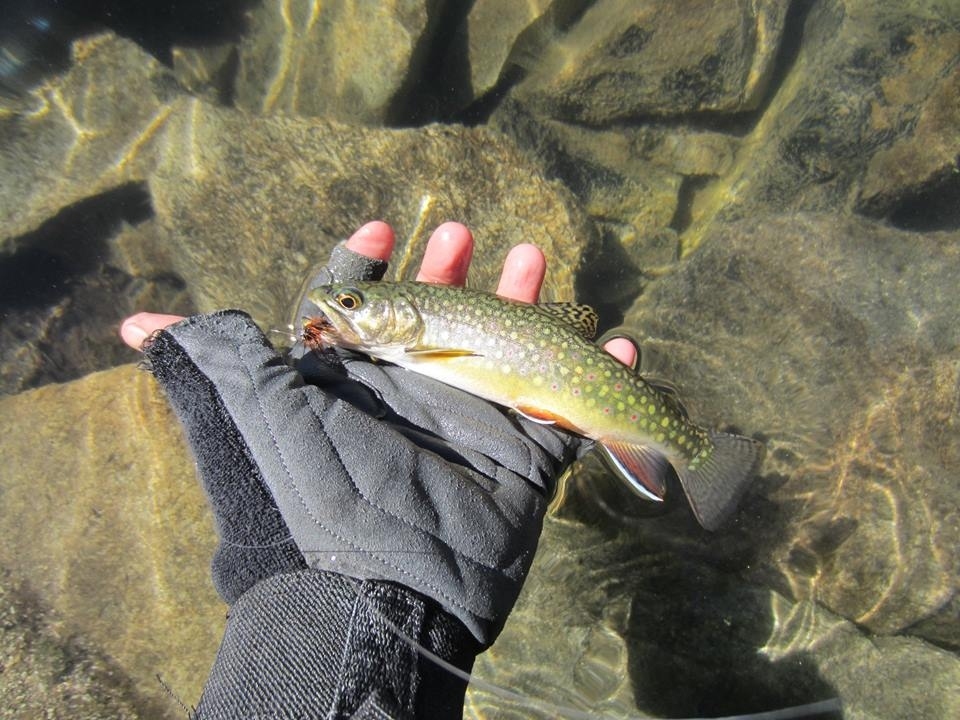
[
  {"left": 239, "top": 343, "right": 482, "bottom": 622},
  {"left": 304, "top": 389, "right": 486, "bottom": 619}
]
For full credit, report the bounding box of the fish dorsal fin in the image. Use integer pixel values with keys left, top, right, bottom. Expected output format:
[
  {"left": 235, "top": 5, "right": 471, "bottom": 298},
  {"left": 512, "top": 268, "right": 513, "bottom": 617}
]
[
  {"left": 599, "top": 441, "right": 669, "bottom": 502},
  {"left": 539, "top": 302, "right": 599, "bottom": 339},
  {"left": 644, "top": 376, "right": 689, "bottom": 419}
]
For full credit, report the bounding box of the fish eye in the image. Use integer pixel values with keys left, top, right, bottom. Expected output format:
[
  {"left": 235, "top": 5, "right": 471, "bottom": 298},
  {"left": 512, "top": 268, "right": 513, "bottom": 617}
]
[{"left": 335, "top": 289, "right": 363, "bottom": 310}]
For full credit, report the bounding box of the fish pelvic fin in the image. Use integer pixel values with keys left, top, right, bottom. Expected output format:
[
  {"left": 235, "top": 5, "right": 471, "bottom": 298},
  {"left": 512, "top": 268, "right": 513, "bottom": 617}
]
[
  {"left": 677, "top": 431, "right": 766, "bottom": 531},
  {"left": 599, "top": 441, "right": 669, "bottom": 503}
]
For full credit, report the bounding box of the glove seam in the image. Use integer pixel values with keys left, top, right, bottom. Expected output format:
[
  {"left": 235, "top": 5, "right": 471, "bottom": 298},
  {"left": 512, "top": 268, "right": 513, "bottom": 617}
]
[{"left": 238, "top": 342, "right": 487, "bottom": 625}]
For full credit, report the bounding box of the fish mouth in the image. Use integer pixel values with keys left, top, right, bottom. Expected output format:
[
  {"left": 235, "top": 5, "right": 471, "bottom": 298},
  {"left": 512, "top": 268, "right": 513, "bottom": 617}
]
[{"left": 301, "top": 313, "right": 336, "bottom": 350}]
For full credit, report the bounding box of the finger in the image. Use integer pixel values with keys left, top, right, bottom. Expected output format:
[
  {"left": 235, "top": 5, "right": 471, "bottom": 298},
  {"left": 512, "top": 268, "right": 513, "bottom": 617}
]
[
  {"left": 603, "top": 337, "right": 638, "bottom": 368},
  {"left": 416, "top": 222, "right": 474, "bottom": 285},
  {"left": 120, "top": 312, "right": 185, "bottom": 350},
  {"left": 495, "top": 243, "right": 545, "bottom": 303},
  {"left": 344, "top": 220, "right": 395, "bottom": 261}
]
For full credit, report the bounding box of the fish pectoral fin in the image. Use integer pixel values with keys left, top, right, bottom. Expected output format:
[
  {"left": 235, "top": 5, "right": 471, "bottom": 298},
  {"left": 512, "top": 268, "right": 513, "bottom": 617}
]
[
  {"left": 599, "top": 441, "right": 669, "bottom": 502},
  {"left": 403, "top": 347, "right": 479, "bottom": 359},
  {"left": 515, "top": 404, "right": 583, "bottom": 430},
  {"left": 515, "top": 405, "right": 557, "bottom": 425}
]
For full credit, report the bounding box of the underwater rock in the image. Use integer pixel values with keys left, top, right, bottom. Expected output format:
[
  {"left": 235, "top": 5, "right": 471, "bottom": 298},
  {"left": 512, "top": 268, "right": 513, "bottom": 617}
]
[
  {"left": 623, "top": 212, "right": 960, "bottom": 650},
  {"left": 489, "top": 97, "right": 681, "bottom": 271},
  {"left": 0, "top": 34, "right": 176, "bottom": 245},
  {"left": 0, "top": 204, "right": 194, "bottom": 396},
  {"left": 470, "top": 506, "right": 960, "bottom": 719},
  {"left": 2, "top": 32, "right": 589, "bottom": 388},
  {"left": 0, "top": 568, "right": 144, "bottom": 718},
  {"left": 148, "top": 102, "right": 590, "bottom": 333},
  {"left": 0, "top": 365, "right": 223, "bottom": 718},
  {"left": 858, "top": 51, "right": 960, "bottom": 223},
  {"left": 509, "top": 0, "right": 789, "bottom": 124},
  {"left": 684, "top": 0, "right": 960, "bottom": 249},
  {"left": 231, "top": 0, "right": 441, "bottom": 123},
  {"left": 436, "top": 0, "right": 590, "bottom": 111}
]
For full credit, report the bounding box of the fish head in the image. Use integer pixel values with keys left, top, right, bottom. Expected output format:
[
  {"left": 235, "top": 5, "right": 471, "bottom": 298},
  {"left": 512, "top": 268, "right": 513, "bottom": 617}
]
[{"left": 303, "top": 282, "right": 424, "bottom": 356}]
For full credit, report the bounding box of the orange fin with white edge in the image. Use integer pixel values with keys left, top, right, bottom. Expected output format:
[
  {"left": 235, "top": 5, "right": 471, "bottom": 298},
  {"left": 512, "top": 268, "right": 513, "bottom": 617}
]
[
  {"left": 516, "top": 405, "right": 582, "bottom": 431},
  {"left": 599, "top": 441, "right": 669, "bottom": 502}
]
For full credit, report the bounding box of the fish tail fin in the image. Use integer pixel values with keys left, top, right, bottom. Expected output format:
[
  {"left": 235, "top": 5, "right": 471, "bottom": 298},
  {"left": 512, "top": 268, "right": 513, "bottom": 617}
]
[{"left": 676, "top": 431, "right": 765, "bottom": 531}]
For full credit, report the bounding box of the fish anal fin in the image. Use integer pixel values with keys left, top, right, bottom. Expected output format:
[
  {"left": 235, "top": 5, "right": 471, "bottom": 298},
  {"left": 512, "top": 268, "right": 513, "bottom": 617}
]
[{"left": 600, "top": 441, "right": 669, "bottom": 502}]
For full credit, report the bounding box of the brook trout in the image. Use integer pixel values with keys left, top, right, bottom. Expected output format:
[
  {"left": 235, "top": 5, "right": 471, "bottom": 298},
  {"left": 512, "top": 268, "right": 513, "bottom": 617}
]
[{"left": 304, "top": 281, "right": 764, "bottom": 530}]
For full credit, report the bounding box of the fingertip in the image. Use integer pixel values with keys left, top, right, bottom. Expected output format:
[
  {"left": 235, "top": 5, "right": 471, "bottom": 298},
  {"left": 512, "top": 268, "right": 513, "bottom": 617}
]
[
  {"left": 120, "top": 314, "right": 150, "bottom": 349},
  {"left": 496, "top": 243, "right": 546, "bottom": 303},
  {"left": 416, "top": 222, "right": 474, "bottom": 285},
  {"left": 345, "top": 221, "right": 395, "bottom": 261},
  {"left": 120, "top": 312, "right": 185, "bottom": 350},
  {"left": 604, "top": 337, "right": 638, "bottom": 368}
]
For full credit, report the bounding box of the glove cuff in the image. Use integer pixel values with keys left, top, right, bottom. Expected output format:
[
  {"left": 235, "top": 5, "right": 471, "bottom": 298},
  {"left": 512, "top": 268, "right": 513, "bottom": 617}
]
[{"left": 196, "top": 569, "right": 479, "bottom": 719}]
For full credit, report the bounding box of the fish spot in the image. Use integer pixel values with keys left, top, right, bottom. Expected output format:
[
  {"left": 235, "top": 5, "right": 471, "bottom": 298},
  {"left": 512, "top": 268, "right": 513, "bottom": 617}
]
[
  {"left": 586, "top": 397, "right": 596, "bottom": 408},
  {"left": 603, "top": 407, "right": 611, "bottom": 414},
  {"left": 604, "top": 370, "right": 612, "bottom": 378},
  {"left": 678, "top": 435, "right": 687, "bottom": 445},
  {"left": 627, "top": 396, "right": 636, "bottom": 405},
  {"left": 647, "top": 405, "right": 656, "bottom": 415},
  {"left": 630, "top": 413, "right": 638, "bottom": 422},
  {"left": 550, "top": 382, "right": 559, "bottom": 391},
  {"left": 614, "top": 382, "right": 622, "bottom": 392},
  {"left": 557, "top": 352, "right": 565, "bottom": 360},
  {"left": 572, "top": 387, "right": 581, "bottom": 396},
  {"left": 617, "top": 402, "right": 625, "bottom": 411},
  {"left": 655, "top": 432, "right": 666, "bottom": 443},
  {"left": 575, "top": 366, "right": 583, "bottom": 375},
  {"left": 586, "top": 372, "right": 596, "bottom": 381},
  {"left": 660, "top": 417, "right": 670, "bottom": 428}
]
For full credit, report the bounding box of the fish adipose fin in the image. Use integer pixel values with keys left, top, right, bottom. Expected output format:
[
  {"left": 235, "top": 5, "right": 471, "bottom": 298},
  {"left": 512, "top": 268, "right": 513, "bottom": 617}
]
[
  {"left": 677, "top": 432, "right": 766, "bottom": 531},
  {"left": 540, "top": 302, "right": 599, "bottom": 339},
  {"left": 599, "top": 441, "right": 669, "bottom": 502}
]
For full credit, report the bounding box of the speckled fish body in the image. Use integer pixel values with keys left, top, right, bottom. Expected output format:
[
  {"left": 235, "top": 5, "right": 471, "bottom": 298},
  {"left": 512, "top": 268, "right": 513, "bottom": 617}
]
[{"left": 305, "top": 281, "right": 764, "bottom": 530}]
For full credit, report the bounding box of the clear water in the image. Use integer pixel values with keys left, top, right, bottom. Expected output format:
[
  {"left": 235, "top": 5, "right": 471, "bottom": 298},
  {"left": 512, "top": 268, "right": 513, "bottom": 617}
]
[{"left": 1, "top": 1, "right": 957, "bottom": 718}]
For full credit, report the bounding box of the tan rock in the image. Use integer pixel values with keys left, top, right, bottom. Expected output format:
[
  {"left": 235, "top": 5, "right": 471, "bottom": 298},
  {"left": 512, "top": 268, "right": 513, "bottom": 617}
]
[{"left": 0, "top": 366, "right": 223, "bottom": 718}]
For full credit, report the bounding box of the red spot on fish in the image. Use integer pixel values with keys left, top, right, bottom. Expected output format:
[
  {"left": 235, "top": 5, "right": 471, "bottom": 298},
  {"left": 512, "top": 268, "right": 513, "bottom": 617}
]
[
  {"left": 572, "top": 388, "right": 581, "bottom": 396},
  {"left": 603, "top": 407, "right": 611, "bottom": 414},
  {"left": 586, "top": 373, "right": 596, "bottom": 381},
  {"left": 630, "top": 413, "right": 638, "bottom": 421},
  {"left": 614, "top": 382, "right": 622, "bottom": 391},
  {"left": 550, "top": 382, "right": 559, "bottom": 391}
]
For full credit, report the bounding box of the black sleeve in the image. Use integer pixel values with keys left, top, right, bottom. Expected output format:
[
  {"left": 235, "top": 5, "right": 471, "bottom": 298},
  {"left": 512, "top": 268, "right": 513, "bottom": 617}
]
[{"left": 195, "top": 569, "right": 481, "bottom": 719}]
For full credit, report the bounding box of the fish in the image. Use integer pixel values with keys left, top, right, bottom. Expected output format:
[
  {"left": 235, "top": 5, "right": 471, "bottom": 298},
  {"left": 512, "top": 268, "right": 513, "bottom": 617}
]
[{"left": 303, "top": 281, "right": 764, "bottom": 530}]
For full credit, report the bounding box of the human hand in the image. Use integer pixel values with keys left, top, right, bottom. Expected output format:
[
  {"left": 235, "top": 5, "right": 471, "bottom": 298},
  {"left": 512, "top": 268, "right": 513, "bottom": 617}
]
[
  {"left": 126, "top": 220, "right": 637, "bottom": 646},
  {"left": 120, "top": 220, "right": 637, "bottom": 363}
]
